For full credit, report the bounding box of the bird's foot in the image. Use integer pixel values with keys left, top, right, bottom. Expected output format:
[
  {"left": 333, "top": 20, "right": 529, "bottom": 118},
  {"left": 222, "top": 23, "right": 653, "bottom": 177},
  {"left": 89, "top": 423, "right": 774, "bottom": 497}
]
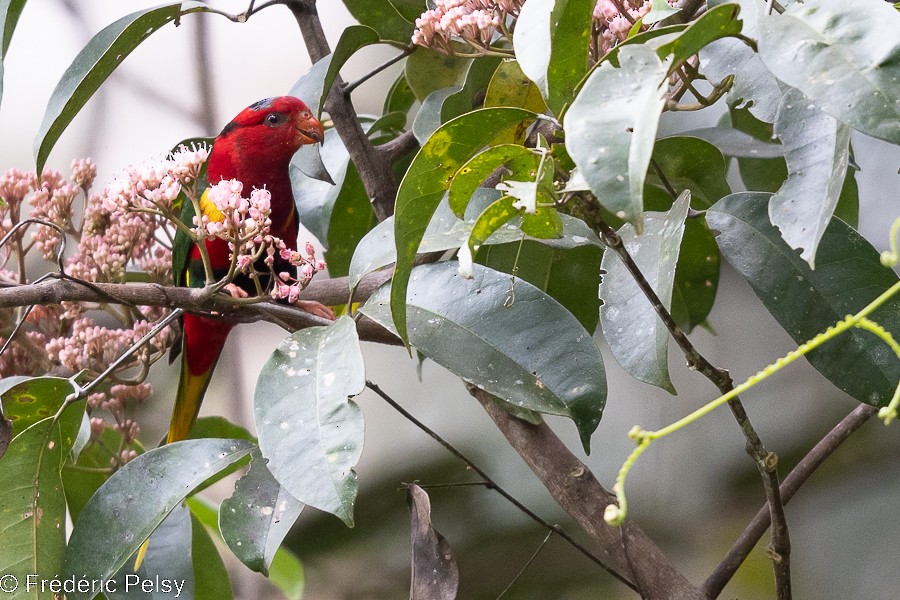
[
  {"left": 223, "top": 283, "right": 249, "bottom": 299},
  {"left": 297, "top": 300, "right": 336, "bottom": 321}
]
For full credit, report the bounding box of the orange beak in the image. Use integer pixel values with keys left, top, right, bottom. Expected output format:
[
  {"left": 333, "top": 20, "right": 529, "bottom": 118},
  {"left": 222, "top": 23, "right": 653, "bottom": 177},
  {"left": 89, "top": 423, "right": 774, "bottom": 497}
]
[{"left": 295, "top": 111, "right": 325, "bottom": 145}]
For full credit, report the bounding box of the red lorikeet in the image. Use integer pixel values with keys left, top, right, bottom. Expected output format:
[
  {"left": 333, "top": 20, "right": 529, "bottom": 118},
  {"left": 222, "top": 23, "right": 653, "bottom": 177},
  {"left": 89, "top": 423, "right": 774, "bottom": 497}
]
[{"left": 168, "top": 96, "right": 332, "bottom": 444}]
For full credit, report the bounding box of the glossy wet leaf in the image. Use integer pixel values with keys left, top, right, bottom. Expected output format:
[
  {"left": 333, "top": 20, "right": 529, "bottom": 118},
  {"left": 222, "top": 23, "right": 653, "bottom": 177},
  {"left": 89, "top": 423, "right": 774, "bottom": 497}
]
[
  {"left": 408, "top": 484, "right": 458, "bottom": 600},
  {"left": 565, "top": 45, "right": 669, "bottom": 230},
  {"left": 392, "top": 107, "right": 536, "bottom": 345},
  {"left": 770, "top": 87, "right": 851, "bottom": 268},
  {"left": 707, "top": 193, "right": 900, "bottom": 408},
  {"left": 63, "top": 439, "right": 254, "bottom": 599},
  {"left": 362, "top": 262, "right": 607, "bottom": 451},
  {"left": 757, "top": 0, "right": 900, "bottom": 144},
  {"left": 34, "top": 1, "right": 210, "bottom": 174},
  {"left": 220, "top": 450, "right": 304, "bottom": 575},
  {"left": 699, "top": 0, "right": 782, "bottom": 122},
  {"left": 654, "top": 3, "right": 743, "bottom": 68},
  {"left": 254, "top": 317, "right": 365, "bottom": 526},
  {"left": 600, "top": 192, "right": 691, "bottom": 393}
]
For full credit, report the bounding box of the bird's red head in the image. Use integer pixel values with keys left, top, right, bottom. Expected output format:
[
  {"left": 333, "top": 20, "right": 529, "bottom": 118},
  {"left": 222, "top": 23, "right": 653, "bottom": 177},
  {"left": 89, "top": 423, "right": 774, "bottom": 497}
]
[{"left": 212, "top": 96, "right": 325, "bottom": 169}]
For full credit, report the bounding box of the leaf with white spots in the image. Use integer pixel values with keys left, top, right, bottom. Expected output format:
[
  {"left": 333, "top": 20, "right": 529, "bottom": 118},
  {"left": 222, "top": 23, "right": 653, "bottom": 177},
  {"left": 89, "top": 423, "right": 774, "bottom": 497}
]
[
  {"left": 254, "top": 317, "right": 365, "bottom": 526},
  {"left": 564, "top": 45, "right": 670, "bottom": 230},
  {"left": 220, "top": 450, "right": 304, "bottom": 575},
  {"left": 757, "top": 0, "right": 900, "bottom": 145},
  {"left": 600, "top": 191, "right": 691, "bottom": 394}
]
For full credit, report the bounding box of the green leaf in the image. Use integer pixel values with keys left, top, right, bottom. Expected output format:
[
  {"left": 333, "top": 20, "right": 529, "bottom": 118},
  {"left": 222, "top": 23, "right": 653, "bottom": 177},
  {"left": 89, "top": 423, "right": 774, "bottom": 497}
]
[
  {"left": 33, "top": 1, "right": 210, "bottom": 174},
  {"left": 834, "top": 164, "right": 859, "bottom": 228},
  {"left": 643, "top": 0, "right": 680, "bottom": 24},
  {"left": 654, "top": 3, "right": 743, "bottom": 68},
  {"left": 191, "top": 513, "right": 233, "bottom": 600},
  {"left": 384, "top": 72, "right": 417, "bottom": 116},
  {"left": 269, "top": 548, "right": 305, "bottom": 600},
  {"left": 405, "top": 49, "right": 470, "bottom": 102},
  {"left": 757, "top": 0, "right": 900, "bottom": 144},
  {"left": 565, "top": 45, "right": 669, "bottom": 231},
  {"left": 0, "top": 376, "right": 73, "bottom": 438},
  {"left": 63, "top": 424, "right": 143, "bottom": 523},
  {"left": 0, "top": 419, "right": 68, "bottom": 600},
  {"left": 291, "top": 127, "right": 358, "bottom": 245},
  {"left": 0, "top": 0, "right": 27, "bottom": 106},
  {"left": 670, "top": 218, "right": 720, "bottom": 333},
  {"left": 698, "top": 0, "right": 782, "bottom": 122},
  {"left": 254, "top": 317, "right": 365, "bottom": 526},
  {"left": 392, "top": 107, "right": 536, "bottom": 345},
  {"left": 521, "top": 206, "right": 564, "bottom": 239},
  {"left": 448, "top": 145, "right": 536, "bottom": 218},
  {"left": 600, "top": 191, "right": 691, "bottom": 393},
  {"left": 478, "top": 241, "right": 602, "bottom": 333},
  {"left": 63, "top": 439, "right": 254, "bottom": 599},
  {"left": 412, "top": 87, "right": 461, "bottom": 145},
  {"left": 707, "top": 193, "right": 900, "bottom": 408},
  {"left": 648, "top": 136, "right": 731, "bottom": 208},
  {"left": 187, "top": 416, "right": 256, "bottom": 443},
  {"left": 484, "top": 59, "right": 547, "bottom": 114},
  {"left": 362, "top": 262, "right": 607, "bottom": 451},
  {"left": 326, "top": 165, "right": 377, "bottom": 277},
  {"left": 351, "top": 194, "right": 600, "bottom": 291},
  {"left": 514, "top": 0, "right": 595, "bottom": 116},
  {"left": 104, "top": 503, "right": 194, "bottom": 600},
  {"left": 680, "top": 126, "right": 783, "bottom": 159},
  {"left": 220, "top": 450, "right": 304, "bottom": 576},
  {"left": 465, "top": 196, "right": 521, "bottom": 260},
  {"left": 728, "top": 106, "right": 789, "bottom": 193},
  {"left": 769, "top": 87, "right": 852, "bottom": 268},
  {"left": 342, "top": 0, "right": 417, "bottom": 45},
  {"left": 288, "top": 25, "right": 381, "bottom": 117}
]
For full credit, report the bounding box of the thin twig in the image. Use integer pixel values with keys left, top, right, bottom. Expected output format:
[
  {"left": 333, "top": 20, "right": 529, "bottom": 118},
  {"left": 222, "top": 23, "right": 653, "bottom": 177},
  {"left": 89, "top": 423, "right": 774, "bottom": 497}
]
[
  {"left": 495, "top": 530, "right": 554, "bottom": 599},
  {"left": 703, "top": 403, "right": 877, "bottom": 597},
  {"left": 595, "top": 214, "right": 792, "bottom": 598},
  {"left": 342, "top": 46, "right": 416, "bottom": 96},
  {"left": 364, "top": 380, "right": 638, "bottom": 592}
]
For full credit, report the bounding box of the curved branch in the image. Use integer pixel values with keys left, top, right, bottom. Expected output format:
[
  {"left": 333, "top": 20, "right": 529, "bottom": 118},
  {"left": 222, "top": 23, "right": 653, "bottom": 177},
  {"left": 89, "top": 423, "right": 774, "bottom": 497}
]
[
  {"left": 471, "top": 387, "right": 706, "bottom": 600},
  {"left": 0, "top": 271, "right": 398, "bottom": 344},
  {"left": 286, "top": 0, "right": 399, "bottom": 221}
]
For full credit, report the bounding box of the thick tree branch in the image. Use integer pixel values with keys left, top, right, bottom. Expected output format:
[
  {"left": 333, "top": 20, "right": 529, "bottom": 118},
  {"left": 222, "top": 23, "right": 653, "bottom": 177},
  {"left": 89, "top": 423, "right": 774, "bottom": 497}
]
[
  {"left": 286, "top": 0, "right": 400, "bottom": 221},
  {"left": 471, "top": 387, "right": 707, "bottom": 600},
  {"left": 703, "top": 403, "right": 877, "bottom": 597},
  {"left": 596, "top": 217, "right": 792, "bottom": 598},
  {"left": 0, "top": 271, "right": 397, "bottom": 345}
]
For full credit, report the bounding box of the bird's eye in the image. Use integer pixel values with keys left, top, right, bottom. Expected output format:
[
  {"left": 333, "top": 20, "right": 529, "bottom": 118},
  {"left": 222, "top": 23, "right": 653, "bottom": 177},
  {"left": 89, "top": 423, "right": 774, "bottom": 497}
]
[{"left": 264, "top": 113, "right": 285, "bottom": 127}]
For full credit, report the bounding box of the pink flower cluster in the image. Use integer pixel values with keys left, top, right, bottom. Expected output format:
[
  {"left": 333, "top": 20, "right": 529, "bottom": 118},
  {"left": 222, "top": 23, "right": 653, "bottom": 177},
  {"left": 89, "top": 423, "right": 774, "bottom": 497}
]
[
  {"left": 272, "top": 241, "right": 327, "bottom": 303},
  {"left": 411, "top": 0, "right": 677, "bottom": 57},
  {"left": 1, "top": 155, "right": 190, "bottom": 456},
  {"left": 412, "top": 0, "right": 526, "bottom": 55}
]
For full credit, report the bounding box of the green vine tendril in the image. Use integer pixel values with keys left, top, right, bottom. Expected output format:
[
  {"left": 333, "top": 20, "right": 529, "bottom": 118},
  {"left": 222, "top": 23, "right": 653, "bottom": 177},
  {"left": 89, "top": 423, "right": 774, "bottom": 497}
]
[{"left": 605, "top": 216, "right": 900, "bottom": 527}]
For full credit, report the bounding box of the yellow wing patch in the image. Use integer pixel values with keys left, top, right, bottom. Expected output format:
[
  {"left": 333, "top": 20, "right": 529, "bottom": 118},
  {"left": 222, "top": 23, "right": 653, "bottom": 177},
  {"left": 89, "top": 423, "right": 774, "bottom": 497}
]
[{"left": 198, "top": 188, "right": 226, "bottom": 223}]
